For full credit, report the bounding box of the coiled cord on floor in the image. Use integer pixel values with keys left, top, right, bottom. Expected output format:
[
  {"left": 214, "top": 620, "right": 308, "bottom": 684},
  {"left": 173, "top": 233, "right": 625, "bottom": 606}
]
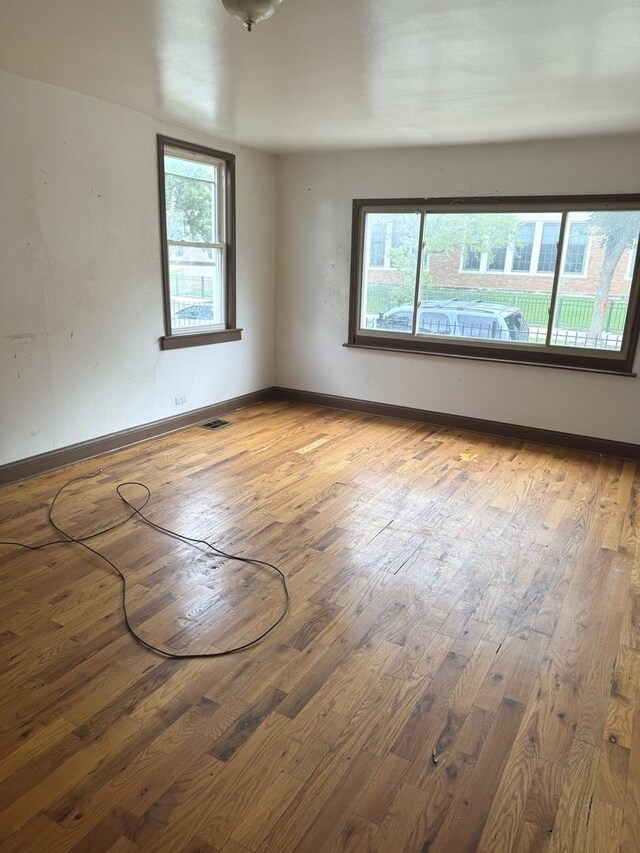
[{"left": 0, "top": 472, "right": 289, "bottom": 658}]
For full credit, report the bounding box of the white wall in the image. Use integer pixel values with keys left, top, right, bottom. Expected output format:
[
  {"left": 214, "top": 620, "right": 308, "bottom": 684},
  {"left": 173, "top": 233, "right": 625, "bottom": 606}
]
[
  {"left": 275, "top": 137, "right": 640, "bottom": 443},
  {"left": 3, "top": 70, "right": 639, "bottom": 462},
  {"left": 0, "top": 70, "right": 276, "bottom": 465}
]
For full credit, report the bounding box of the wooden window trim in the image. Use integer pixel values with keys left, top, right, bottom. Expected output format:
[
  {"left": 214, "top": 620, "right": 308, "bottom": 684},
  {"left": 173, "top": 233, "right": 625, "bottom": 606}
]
[
  {"left": 347, "top": 194, "right": 640, "bottom": 374},
  {"left": 157, "top": 135, "right": 239, "bottom": 348}
]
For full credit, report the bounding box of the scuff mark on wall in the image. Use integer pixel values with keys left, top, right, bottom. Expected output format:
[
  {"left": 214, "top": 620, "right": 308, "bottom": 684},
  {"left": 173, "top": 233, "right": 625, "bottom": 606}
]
[{"left": 3, "top": 332, "right": 48, "bottom": 342}]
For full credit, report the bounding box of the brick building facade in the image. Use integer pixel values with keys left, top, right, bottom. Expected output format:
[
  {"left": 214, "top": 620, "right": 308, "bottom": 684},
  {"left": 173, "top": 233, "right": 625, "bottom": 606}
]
[
  {"left": 366, "top": 216, "right": 637, "bottom": 299},
  {"left": 426, "top": 241, "right": 634, "bottom": 297}
]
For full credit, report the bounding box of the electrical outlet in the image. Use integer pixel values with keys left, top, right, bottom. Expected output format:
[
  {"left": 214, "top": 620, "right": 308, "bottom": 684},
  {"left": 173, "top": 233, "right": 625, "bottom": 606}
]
[{"left": 175, "top": 395, "right": 187, "bottom": 405}]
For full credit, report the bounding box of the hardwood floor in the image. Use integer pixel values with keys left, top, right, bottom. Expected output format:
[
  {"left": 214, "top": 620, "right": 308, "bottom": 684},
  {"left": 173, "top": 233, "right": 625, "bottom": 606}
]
[{"left": 0, "top": 401, "right": 639, "bottom": 852}]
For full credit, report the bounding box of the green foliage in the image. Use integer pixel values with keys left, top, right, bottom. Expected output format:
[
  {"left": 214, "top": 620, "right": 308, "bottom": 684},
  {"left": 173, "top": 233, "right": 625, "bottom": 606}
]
[
  {"left": 424, "top": 213, "right": 519, "bottom": 257},
  {"left": 388, "top": 282, "right": 415, "bottom": 309},
  {"left": 590, "top": 211, "right": 640, "bottom": 251},
  {"left": 372, "top": 213, "right": 420, "bottom": 288},
  {"left": 368, "top": 211, "right": 519, "bottom": 289},
  {"left": 587, "top": 211, "right": 640, "bottom": 336},
  {"left": 165, "top": 155, "right": 215, "bottom": 243},
  {"left": 367, "top": 211, "right": 522, "bottom": 316}
]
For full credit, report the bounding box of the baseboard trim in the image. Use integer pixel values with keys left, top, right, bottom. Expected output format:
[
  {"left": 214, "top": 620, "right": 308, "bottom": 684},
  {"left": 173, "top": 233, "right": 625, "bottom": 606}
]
[
  {"left": 0, "top": 388, "right": 275, "bottom": 486},
  {"left": 273, "top": 386, "right": 640, "bottom": 461},
  {"left": 4, "top": 384, "right": 639, "bottom": 486}
]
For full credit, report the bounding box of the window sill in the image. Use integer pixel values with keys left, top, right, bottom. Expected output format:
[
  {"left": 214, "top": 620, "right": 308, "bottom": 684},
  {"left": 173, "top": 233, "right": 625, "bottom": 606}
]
[
  {"left": 343, "top": 340, "right": 637, "bottom": 377},
  {"left": 161, "top": 329, "right": 243, "bottom": 350}
]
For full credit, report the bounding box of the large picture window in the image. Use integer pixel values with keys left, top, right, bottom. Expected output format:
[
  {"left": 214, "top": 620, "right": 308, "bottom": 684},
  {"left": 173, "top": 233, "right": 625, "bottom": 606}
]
[
  {"left": 348, "top": 196, "right": 640, "bottom": 373},
  {"left": 157, "top": 136, "right": 240, "bottom": 349}
]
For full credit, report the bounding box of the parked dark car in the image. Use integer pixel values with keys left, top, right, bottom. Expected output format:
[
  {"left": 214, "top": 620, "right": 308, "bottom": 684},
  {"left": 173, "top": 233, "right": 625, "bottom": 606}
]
[{"left": 377, "top": 300, "right": 530, "bottom": 342}]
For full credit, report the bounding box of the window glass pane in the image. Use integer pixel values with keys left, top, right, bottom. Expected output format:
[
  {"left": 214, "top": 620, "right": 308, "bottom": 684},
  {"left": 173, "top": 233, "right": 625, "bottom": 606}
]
[
  {"left": 164, "top": 154, "right": 219, "bottom": 244},
  {"left": 169, "top": 245, "right": 224, "bottom": 332},
  {"left": 361, "top": 211, "right": 420, "bottom": 332},
  {"left": 550, "top": 211, "right": 640, "bottom": 351},
  {"left": 418, "top": 311, "right": 451, "bottom": 335},
  {"left": 462, "top": 249, "right": 481, "bottom": 271},
  {"left": 389, "top": 226, "right": 407, "bottom": 268},
  {"left": 354, "top": 200, "right": 640, "bottom": 369},
  {"left": 512, "top": 222, "right": 535, "bottom": 272},
  {"left": 369, "top": 221, "right": 387, "bottom": 266},
  {"left": 455, "top": 314, "right": 500, "bottom": 339},
  {"left": 537, "top": 222, "right": 560, "bottom": 273},
  {"left": 419, "top": 212, "right": 551, "bottom": 345},
  {"left": 487, "top": 246, "right": 507, "bottom": 272},
  {"left": 563, "top": 222, "right": 588, "bottom": 275}
]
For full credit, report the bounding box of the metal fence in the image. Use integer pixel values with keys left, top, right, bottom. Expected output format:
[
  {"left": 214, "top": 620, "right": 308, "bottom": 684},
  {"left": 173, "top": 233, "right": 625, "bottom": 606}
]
[
  {"left": 171, "top": 274, "right": 214, "bottom": 299},
  {"left": 365, "top": 316, "right": 622, "bottom": 350},
  {"left": 538, "top": 295, "right": 626, "bottom": 333},
  {"left": 365, "top": 284, "right": 629, "bottom": 334}
]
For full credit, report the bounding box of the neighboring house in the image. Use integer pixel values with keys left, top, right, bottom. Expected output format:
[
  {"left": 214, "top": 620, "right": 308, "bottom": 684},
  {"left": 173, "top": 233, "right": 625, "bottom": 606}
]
[{"left": 367, "top": 213, "right": 637, "bottom": 298}]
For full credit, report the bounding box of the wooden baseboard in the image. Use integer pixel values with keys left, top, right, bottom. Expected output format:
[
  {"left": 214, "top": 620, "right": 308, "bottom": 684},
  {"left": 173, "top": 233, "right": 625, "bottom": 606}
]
[
  {"left": 0, "top": 388, "right": 275, "bottom": 486},
  {"left": 273, "top": 386, "right": 640, "bottom": 461},
  {"left": 3, "top": 384, "right": 639, "bottom": 486}
]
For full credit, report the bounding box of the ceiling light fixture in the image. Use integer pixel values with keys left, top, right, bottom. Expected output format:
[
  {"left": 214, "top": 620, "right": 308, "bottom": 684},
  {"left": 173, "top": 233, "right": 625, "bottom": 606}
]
[{"left": 220, "top": 0, "right": 284, "bottom": 32}]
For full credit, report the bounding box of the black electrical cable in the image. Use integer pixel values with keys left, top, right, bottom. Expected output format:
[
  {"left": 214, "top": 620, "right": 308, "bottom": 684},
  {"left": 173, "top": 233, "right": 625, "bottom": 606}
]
[{"left": 0, "top": 471, "right": 289, "bottom": 658}]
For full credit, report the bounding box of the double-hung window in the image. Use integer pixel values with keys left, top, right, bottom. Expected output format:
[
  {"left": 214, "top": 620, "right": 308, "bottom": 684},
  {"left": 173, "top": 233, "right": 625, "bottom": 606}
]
[
  {"left": 157, "top": 136, "right": 240, "bottom": 349},
  {"left": 563, "top": 222, "right": 589, "bottom": 275},
  {"left": 537, "top": 223, "right": 561, "bottom": 273},
  {"left": 348, "top": 195, "right": 640, "bottom": 373},
  {"left": 511, "top": 222, "right": 535, "bottom": 272}
]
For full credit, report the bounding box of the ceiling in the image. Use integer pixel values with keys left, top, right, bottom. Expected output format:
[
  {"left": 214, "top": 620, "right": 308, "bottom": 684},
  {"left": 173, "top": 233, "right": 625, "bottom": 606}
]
[{"left": 1, "top": 0, "right": 639, "bottom": 153}]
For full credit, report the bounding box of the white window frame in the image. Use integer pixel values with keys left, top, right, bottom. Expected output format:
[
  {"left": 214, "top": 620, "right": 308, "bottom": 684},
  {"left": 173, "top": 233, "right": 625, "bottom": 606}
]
[
  {"left": 626, "top": 241, "right": 638, "bottom": 281},
  {"left": 562, "top": 219, "right": 591, "bottom": 278}
]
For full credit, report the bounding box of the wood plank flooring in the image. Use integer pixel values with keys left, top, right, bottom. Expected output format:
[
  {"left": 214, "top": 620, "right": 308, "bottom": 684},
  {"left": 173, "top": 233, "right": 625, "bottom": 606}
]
[{"left": 1, "top": 401, "right": 639, "bottom": 852}]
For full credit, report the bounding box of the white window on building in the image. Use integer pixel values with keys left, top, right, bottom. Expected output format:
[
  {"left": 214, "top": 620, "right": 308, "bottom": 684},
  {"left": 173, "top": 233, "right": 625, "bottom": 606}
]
[
  {"left": 456, "top": 214, "right": 591, "bottom": 277},
  {"left": 487, "top": 246, "right": 508, "bottom": 272},
  {"left": 512, "top": 222, "right": 536, "bottom": 272},
  {"left": 563, "top": 223, "right": 589, "bottom": 275},
  {"left": 537, "top": 222, "right": 561, "bottom": 273},
  {"left": 462, "top": 249, "right": 481, "bottom": 271},
  {"left": 369, "top": 221, "right": 387, "bottom": 267}
]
